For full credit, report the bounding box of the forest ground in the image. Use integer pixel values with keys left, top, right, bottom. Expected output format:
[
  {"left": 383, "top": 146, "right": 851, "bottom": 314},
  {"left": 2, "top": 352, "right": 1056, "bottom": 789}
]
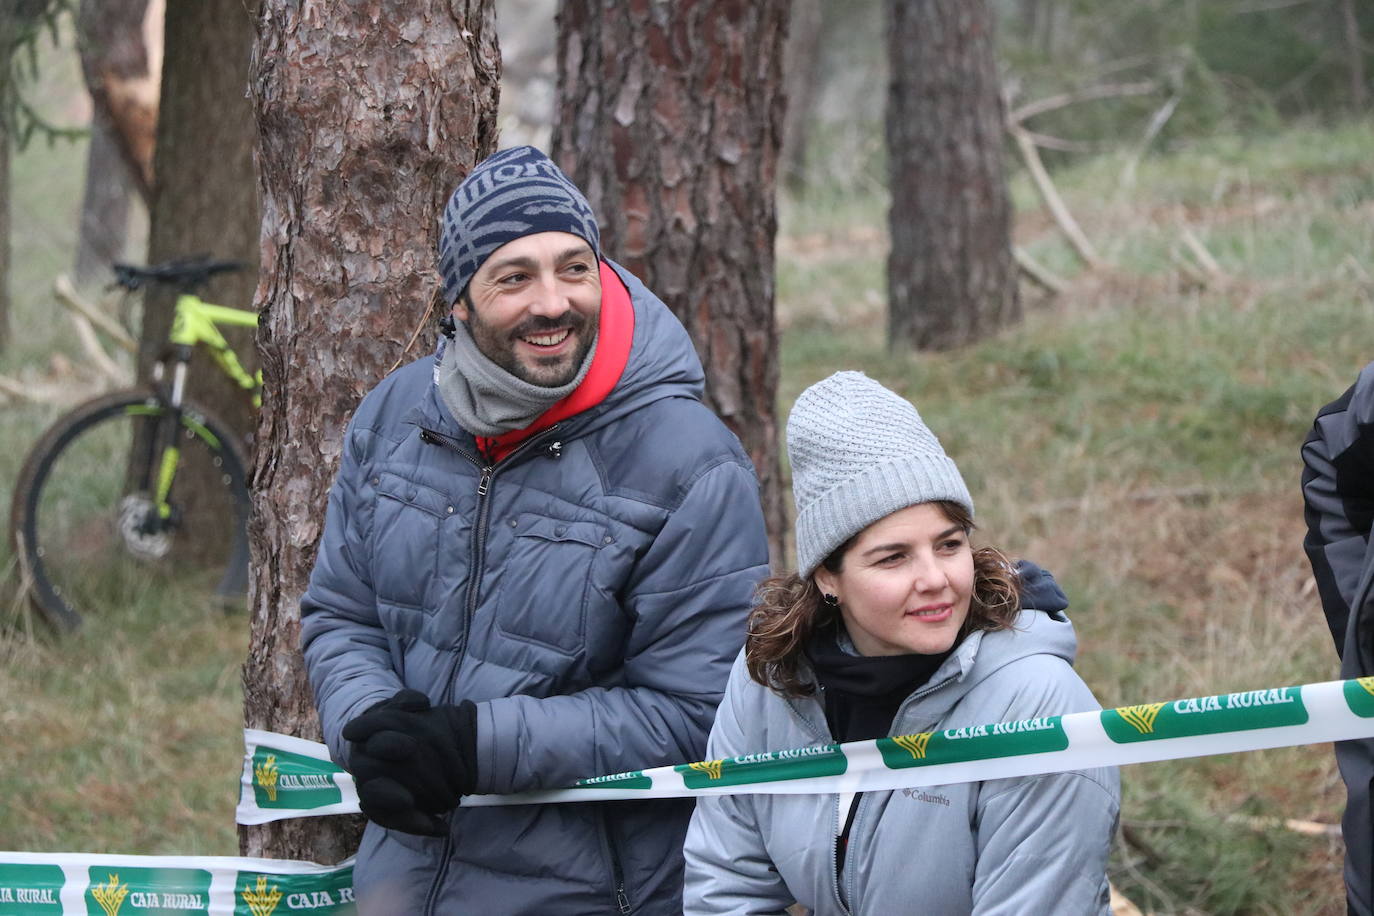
[{"left": 2, "top": 77, "right": 1371, "bottom": 913}]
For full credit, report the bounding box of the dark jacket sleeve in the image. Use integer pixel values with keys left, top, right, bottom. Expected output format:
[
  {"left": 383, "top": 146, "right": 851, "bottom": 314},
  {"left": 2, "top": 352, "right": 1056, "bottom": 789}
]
[
  {"left": 1302, "top": 361, "right": 1374, "bottom": 659},
  {"left": 475, "top": 458, "right": 770, "bottom": 794},
  {"left": 299, "top": 420, "right": 404, "bottom": 764}
]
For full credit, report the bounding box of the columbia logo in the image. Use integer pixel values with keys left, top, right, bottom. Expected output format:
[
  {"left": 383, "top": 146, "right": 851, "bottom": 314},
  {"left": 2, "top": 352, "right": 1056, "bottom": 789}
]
[{"left": 1117, "top": 702, "right": 1167, "bottom": 735}]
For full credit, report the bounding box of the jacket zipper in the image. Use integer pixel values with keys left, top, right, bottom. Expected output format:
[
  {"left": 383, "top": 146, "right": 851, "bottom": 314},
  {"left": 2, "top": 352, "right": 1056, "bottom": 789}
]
[
  {"left": 601, "top": 809, "right": 633, "bottom": 914},
  {"left": 813, "top": 669, "right": 963, "bottom": 914},
  {"left": 415, "top": 424, "right": 558, "bottom": 916}
]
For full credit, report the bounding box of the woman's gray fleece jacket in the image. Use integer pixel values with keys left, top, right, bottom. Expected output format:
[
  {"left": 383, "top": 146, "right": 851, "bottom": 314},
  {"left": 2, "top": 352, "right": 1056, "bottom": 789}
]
[{"left": 684, "top": 598, "right": 1120, "bottom": 915}]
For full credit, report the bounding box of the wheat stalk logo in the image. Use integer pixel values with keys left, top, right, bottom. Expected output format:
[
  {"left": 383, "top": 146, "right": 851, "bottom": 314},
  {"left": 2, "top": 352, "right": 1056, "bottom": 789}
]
[
  {"left": 242, "top": 875, "right": 283, "bottom": 916},
  {"left": 688, "top": 759, "right": 724, "bottom": 780},
  {"left": 255, "top": 754, "right": 280, "bottom": 802},
  {"left": 1358, "top": 677, "right": 1374, "bottom": 697},
  {"left": 1117, "top": 702, "right": 1168, "bottom": 735},
  {"left": 892, "top": 732, "right": 933, "bottom": 760},
  {"left": 91, "top": 873, "right": 129, "bottom": 916}
]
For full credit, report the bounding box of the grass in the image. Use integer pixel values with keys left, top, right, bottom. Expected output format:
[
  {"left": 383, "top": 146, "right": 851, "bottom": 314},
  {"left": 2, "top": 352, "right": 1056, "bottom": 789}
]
[
  {"left": 778, "top": 119, "right": 1374, "bottom": 914},
  {"left": 1, "top": 58, "right": 1370, "bottom": 910}
]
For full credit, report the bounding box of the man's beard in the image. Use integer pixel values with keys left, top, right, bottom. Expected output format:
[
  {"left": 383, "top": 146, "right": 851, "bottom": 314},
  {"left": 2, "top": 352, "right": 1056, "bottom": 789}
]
[{"left": 468, "top": 310, "right": 598, "bottom": 387}]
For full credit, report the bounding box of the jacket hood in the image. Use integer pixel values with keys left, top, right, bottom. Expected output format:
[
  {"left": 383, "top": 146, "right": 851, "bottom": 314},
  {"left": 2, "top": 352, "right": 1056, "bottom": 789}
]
[{"left": 588, "top": 261, "right": 705, "bottom": 426}]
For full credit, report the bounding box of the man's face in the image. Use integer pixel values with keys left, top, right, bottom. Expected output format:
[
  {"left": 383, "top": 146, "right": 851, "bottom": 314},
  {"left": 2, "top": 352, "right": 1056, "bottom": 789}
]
[{"left": 455, "top": 231, "right": 601, "bottom": 388}]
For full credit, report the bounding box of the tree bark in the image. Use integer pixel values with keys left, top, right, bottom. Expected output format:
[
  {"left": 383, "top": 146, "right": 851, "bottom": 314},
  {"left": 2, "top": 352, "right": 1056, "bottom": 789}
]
[
  {"left": 73, "top": 0, "right": 154, "bottom": 288},
  {"left": 1341, "top": 0, "right": 1368, "bottom": 111},
  {"left": 0, "top": 0, "right": 53, "bottom": 354},
  {"left": 553, "top": 0, "right": 790, "bottom": 566},
  {"left": 780, "top": 0, "right": 822, "bottom": 193},
  {"left": 243, "top": 0, "right": 500, "bottom": 861},
  {"left": 0, "top": 116, "right": 8, "bottom": 354},
  {"left": 885, "top": 0, "right": 1018, "bottom": 351},
  {"left": 142, "top": 0, "right": 259, "bottom": 444},
  {"left": 73, "top": 112, "right": 135, "bottom": 287}
]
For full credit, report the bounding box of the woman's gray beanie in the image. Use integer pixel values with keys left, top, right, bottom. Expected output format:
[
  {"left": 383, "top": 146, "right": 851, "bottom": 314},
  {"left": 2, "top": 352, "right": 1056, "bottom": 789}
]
[{"left": 788, "top": 371, "right": 973, "bottom": 578}]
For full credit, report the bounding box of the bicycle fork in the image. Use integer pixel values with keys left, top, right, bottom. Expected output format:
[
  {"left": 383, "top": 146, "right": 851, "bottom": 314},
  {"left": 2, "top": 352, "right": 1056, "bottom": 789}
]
[{"left": 147, "top": 351, "right": 191, "bottom": 526}]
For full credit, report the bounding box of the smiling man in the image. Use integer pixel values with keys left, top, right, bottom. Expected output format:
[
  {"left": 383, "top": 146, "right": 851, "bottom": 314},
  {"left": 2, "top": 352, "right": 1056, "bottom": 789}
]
[{"left": 299, "top": 146, "right": 770, "bottom": 915}]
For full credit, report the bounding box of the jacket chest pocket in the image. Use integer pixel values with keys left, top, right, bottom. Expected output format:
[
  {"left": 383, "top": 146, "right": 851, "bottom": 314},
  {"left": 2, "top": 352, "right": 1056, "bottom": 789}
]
[
  {"left": 370, "top": 472, "right": 451, "bottom": 610},
  {"left": 495, "top": 513, "right": 609, "bottom": 654}
]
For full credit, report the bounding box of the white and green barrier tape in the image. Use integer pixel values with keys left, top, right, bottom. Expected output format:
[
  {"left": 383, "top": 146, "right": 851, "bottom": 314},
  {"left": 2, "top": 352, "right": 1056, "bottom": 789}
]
[
  {"left": 0, "top": 852, "right": 353, "bottom": 915},
  {"left": 10, "top": 677, "right": 1374, "bottom": 915},
  {"left": 240, "top": 676, "right": 1374, "bottom": 822}
]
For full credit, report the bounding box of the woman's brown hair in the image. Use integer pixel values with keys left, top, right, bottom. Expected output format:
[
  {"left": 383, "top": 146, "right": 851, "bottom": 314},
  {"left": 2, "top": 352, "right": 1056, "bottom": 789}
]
[{"left": 745, "top": 500, "right": 1021, "bottom": 697}]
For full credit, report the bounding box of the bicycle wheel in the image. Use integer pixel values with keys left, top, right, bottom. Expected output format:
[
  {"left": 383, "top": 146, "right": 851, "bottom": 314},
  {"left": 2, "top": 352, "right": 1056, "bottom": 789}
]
[{"left": 9, "top": 389, "right": 251, "bottom": 631}]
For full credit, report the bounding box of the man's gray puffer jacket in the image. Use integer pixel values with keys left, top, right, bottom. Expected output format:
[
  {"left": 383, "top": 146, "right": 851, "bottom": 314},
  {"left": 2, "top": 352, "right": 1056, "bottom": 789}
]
[
  {"left": 300, "top": 263, "right": 770, "bottom": 915},
  {"left": 684, "top": 583, "right": 1119, "bottom": 915}
]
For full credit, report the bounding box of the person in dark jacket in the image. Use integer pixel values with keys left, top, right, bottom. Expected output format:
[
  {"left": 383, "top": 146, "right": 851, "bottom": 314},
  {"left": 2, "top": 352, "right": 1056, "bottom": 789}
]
[
  {"left": 1303, "top": 360, "right": 1374, "bottom": 915},
  {"left": 299, "top": 146, "right": 771, "bottom": 915}
]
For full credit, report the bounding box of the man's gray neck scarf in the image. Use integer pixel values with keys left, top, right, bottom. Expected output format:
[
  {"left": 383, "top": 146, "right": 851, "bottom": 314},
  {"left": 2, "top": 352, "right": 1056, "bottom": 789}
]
[{"left": 434, "top": 318, "right": 596, "bottom": 437}]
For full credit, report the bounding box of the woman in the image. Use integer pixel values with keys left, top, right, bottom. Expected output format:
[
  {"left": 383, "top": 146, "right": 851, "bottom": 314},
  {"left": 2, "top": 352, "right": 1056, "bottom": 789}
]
[{"left": 684, "top": 371, "right": 1119, "bottom": 915}]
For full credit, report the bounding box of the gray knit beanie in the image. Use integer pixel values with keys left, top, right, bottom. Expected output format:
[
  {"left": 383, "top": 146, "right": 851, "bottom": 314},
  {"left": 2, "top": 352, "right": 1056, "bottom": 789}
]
[
  {"left": 788, "top": 371, "right": 974, "bottom": 578},
  {"left": 437, "top": 146, "right": 601, "bottom": 305}
]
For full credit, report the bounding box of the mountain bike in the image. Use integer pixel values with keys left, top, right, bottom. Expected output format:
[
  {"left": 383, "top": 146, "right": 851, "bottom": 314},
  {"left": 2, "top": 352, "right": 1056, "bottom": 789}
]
[{"left": 9, "top": 258, "right": 258, "bottom": 631}]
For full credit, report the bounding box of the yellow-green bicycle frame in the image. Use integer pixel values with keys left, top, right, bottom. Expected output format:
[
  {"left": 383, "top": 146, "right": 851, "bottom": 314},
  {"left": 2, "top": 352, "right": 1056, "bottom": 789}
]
[{"left": 148, "top": 293, "right": 260, "bottom": 520}]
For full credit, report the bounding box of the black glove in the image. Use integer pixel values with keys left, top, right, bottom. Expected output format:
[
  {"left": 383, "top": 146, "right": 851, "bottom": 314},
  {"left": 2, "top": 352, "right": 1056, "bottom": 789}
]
[{"left": 342, "top": 689, "right": 479, "bottom": 836}]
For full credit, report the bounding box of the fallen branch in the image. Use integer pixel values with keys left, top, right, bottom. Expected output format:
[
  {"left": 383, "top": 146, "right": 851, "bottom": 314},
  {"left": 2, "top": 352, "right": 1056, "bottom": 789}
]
[
  {"left": 1233, "top": 815, "right": 1341, "bottom": 838},
  {"left": 1169, "top": 246, "right": 1212, "bottom": 289},
  {"left": 0, "top": 373, "right": 39, "bottom": 402},
  {"left": 68, "top": 311, "right": 131, "bottom": 386},
  {"left": 1179, "top": 226, "right": 1226, "bottom": 281},
  {"left": 1120, "top": 93, "right": 1181, "bottom": 188},
  {"left": 53, "top": 274, "right": 137, "bottom": 354},
  {"left": 1009, "top": 80, "right": 1158, "bottom": 124},
  {"left": 1013, "top": 246, "right": 1067, "bottom": 296},
  {"left": 1019, "top": 130, "right": 1101, "bottom": 154},
  {"left": 1007, "top": 122, "right": 1105, "bottom": 270}
]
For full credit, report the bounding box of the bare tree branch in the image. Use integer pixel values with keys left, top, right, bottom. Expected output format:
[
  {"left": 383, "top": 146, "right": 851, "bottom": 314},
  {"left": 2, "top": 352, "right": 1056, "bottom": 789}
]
[
  {"left": 1009, "top": 80, "right": 1158, "bottom": 124},
  {"left": 1007, "top": 122, "right": 1105, "bottom": 269}
]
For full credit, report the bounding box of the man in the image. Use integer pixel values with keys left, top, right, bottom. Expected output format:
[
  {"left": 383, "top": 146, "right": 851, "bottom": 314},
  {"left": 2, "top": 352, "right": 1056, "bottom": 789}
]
[
  {"left": 300, "top": 146, "right": 770, "bottom": 914},
  {"left": 1303, "top": 360, "right": 1374, "bottom": 915}
]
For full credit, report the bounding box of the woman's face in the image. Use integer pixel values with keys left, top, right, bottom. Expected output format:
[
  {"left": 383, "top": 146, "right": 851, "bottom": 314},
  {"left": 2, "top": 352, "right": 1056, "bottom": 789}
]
[{"left": 813, "top": 502, "right": 974, "bottom": 657}]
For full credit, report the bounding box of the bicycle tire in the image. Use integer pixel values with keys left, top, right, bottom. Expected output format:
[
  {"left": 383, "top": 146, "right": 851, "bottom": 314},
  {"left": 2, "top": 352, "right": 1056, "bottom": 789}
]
[{"left": 9, "top": 389, "right": 251, "bottom": 631}]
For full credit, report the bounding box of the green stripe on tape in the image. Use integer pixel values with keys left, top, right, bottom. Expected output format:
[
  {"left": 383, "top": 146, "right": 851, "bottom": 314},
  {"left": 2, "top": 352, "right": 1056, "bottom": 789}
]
[
  {"left": 877, "top": 716, "right": 1069, "bottom": 770},
  {"left": 1102, "top": 686, "right": 1308, "bottom": 743},
  {"left": 234, "top": 868, "right": 355, "bottom": 914},
  {"left": 677, "top": 744, "right": 847, "bottom": 789},
  {"left": 252, "top": 746, "right": 342, "bottom": 809},
  {"left": 86, "top": 866, "right": 211, "bottom": 915},
  {"left": 570, "top": 771, "right": 653, "bottom": 790},
  {"left": 1345, "top": 678, "right": 1374, "bottom": 717},
  {"left": 0, "top": 863, "right": 63, "bottom": 913}
]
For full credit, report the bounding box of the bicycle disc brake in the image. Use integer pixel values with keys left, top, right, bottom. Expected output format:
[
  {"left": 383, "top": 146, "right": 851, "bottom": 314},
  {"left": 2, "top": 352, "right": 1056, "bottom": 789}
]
[{"left": 117, "top": 494, "right": 173, "bottom": 560}]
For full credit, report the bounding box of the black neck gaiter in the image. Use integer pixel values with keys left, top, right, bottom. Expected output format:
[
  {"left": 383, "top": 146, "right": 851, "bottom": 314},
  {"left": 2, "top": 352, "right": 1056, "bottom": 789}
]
[{"left": 806, "top": 627, "right": 954, "bottom": 744}]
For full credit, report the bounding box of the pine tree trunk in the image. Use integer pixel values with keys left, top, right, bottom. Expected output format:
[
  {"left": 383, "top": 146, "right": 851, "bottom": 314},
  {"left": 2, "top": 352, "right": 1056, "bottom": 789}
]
[
  {"left": 73, "top": 113, "right": 135, "bottom": 288},
  {"left": 552, "top": 0, "right": 790, "bottom": 565},
  {"left": 0, "top": 118, "right": 9, "bottom": 354},
  {"left": 243, "top": 0, "right": 500, "bottom": 861},
  {"left": 74, "top": 0, "right": 153, "bottom": 288},
  {"left": 780, "top": 0, "right": 822, "bottom": 193},
  {"left": 885, "top": 0, "right": 1018, "bottom": 351},
  {"left": 142, "top": 0, "right": 258, "bottom": 440}
]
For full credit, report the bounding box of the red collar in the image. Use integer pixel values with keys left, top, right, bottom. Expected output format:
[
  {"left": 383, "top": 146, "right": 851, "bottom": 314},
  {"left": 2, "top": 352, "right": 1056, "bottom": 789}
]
[{"left": 476, "top": 261, "right": 635, "bottom": 462}]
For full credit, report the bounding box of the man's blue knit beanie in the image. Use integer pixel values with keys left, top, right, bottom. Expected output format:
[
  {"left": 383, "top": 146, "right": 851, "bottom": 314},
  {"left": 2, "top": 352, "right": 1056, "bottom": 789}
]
[{"left": 437, "top": 146, "right": 601, "bottom": 305}]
